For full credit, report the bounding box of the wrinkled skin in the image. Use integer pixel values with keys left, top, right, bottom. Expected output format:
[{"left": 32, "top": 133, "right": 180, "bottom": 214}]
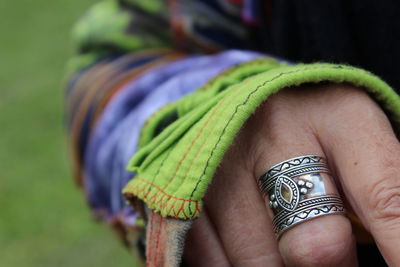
[{"left": 183, "top": 84, "right": 400, "bottom": 266}]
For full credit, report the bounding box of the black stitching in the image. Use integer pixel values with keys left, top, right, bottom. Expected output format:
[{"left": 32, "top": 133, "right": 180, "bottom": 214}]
[
  {"left": 143, "top": 60, "right": 274, "bottom": 198},
  {"left": 187, "top": 65, "right": 353, "bottom": 214},
  {"left": 145, "top": 148, "right": 173, "bottom": 195}
]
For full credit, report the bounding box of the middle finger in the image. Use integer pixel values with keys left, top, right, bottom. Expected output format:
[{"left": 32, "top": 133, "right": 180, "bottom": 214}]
[{"left": 252, "top": 100, "right": 357, "bottom": 267}]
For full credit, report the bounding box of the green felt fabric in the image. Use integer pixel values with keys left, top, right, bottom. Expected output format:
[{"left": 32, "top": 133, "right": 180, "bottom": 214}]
[{"left": 123, "top": 59, "right": 400, "bottom": 219}]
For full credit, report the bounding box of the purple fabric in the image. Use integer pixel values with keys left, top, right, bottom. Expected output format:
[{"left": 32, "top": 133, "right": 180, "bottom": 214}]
[{"left": 84, "top": 50, "right": 263, "bottom": 224}]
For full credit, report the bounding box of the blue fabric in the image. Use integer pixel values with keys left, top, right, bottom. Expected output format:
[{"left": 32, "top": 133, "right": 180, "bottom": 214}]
[{"left": 83, "top": 50, "right": 262, "bottom": 224}]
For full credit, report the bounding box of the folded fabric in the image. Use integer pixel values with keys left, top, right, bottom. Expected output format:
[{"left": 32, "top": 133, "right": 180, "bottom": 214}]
[
  {"left": 123, "top": 60, "right": 400, "bottom": 220},
  {"left": 67, "top": 50, "right": 264, "bottom": 229},
  {"left": 66, "top": 0, "right": 400, "bottom": 265}
]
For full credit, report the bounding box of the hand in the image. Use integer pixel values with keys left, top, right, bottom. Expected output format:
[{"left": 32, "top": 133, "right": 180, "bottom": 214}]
[{"left": 182, "top": 83, "right": 400, "bottom": 266}]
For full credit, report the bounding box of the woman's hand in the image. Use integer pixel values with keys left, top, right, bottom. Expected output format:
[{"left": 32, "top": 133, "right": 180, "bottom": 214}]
[{"left": 183, "top": 83, "right": 400, "bottom": 266}]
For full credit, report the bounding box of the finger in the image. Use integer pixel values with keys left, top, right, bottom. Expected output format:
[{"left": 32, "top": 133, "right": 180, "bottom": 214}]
[
  {"left": 205, "top": 136, "right": 283, "bottom": 266},
  {"left": 252, "top": 99, "right": 357, "bottom": 267},
  {"left": 317, "top": 89, "right": 400, "bottom": 265},
  {"left": 183, "top": 209, "right": 230, "bottom": 267}
]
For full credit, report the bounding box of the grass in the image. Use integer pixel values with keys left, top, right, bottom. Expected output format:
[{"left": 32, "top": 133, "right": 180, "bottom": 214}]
[{"left": 0, "top": 0, "right": 139, "bottom": 266}]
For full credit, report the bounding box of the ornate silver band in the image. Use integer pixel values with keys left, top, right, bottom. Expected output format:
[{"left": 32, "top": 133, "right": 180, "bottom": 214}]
[{"left": 258, "top": 155, "right": 346, "bottom": 237}]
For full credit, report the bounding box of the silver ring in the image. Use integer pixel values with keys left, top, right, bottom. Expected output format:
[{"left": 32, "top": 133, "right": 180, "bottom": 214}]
[{"left": 258, "top": 155, "right": 346, "bottom": 238}]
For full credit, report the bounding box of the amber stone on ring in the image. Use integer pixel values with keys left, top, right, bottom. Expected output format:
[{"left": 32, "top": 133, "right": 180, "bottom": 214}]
[{"left": 274, "top": 175, "right": 300, "bottom": 211}]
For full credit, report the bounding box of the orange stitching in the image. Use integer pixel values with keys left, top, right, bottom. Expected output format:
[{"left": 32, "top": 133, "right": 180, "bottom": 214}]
[
  {"left": 133, "top": 177, "right": 197, "bottom": 202},
  {"left": 144, "top": 150, "right": 172, "bottom": 200},
  {"left": 165, "top": 61, "right": 275, "bottom": 202},
  {"left": 179, "top": 201, "right": 188, "bottom": 218},
  {"left": 187, "top": 65, "right": 357, "bottom": 209},
  {"left": 166, "top": 195, "right": 179, "bottom": 215},
  {"left": 164, "top": 60, "right": 270, "bottom": 180},
  {"left": 153, "top": 214, "right": 163, "bottom": 266},
  {"left": 192, "top": 202, "right": 200, "bottom": 217},
  {"left": 158, "top": 95, "right": 229, "bottom": 202},
  {"left": 124, "top": 177, "right": 201, "bottom": 219},
  {"left": 146, "top": 212, "right": 155, "bottom": 266},
  {"left": 148, "top": 60, "right": 272, "bottom": 195},
  {"left": 138, "top": 59, "right": 274, "bottom": 203},
  {"left": 126, "top": 59, "right": 279, "bottom": 219},
  {"left": 164, "top": 98, "right": 225, "bottom": 187}
]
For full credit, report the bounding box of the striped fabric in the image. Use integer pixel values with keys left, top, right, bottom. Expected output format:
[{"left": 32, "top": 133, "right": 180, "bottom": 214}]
[
  {"left": 65, "top": 0, "right": 266, "bottom": 234},
  {"left": 65, "top": 0, "right": 391, "bottom": 262}
]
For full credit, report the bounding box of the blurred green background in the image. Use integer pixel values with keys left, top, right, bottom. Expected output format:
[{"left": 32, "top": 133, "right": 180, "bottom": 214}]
[{"left": 0, "top": 1, "right": 138, "bottom": 266}]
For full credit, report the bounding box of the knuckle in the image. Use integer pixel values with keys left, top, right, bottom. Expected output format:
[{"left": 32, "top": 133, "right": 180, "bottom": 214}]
[
  {"left": 368, "top": 175, "right": 400, "bottom": 222},
  {"left": 288, "top": 238, "right": 349, "bottom": 266},
  {"left": 283, "top": 220, "right": 353, "bottom": 266},
  {"left": 231, "top": 243, "right": 281, "bottom": 266},
  {"left": 227, "top": 227, "right": 282, "bottom": 265},
  {"left": 288, "top": 238, "right": 350, "bottom": 266},
  {"left": 322, "top": 85, "right": 388, "bottom": 130}
]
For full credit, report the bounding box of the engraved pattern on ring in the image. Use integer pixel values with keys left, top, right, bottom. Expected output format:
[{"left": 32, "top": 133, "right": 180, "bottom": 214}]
[
  {"left": 273, "top": 196, "right": 346, "bottom": 236},
  {"left": 258, "top": 155, "right": 346, "bottom": 237}
]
